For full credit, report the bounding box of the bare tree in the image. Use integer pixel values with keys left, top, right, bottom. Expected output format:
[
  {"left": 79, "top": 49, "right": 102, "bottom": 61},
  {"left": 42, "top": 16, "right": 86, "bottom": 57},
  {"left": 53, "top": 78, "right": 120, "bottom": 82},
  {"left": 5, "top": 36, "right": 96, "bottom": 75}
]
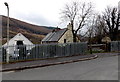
[
  {"left": 61, "top": 1, "right": 93, "bottom": 42},
  {"left": 93, "top": 15, "right": 108, "bottom": 43},
  {"left": 86, "top": 14, "right": 97, "bottom": 54},
  {"left": 103, "top": 6, "right": 120, "bottom": 41}
]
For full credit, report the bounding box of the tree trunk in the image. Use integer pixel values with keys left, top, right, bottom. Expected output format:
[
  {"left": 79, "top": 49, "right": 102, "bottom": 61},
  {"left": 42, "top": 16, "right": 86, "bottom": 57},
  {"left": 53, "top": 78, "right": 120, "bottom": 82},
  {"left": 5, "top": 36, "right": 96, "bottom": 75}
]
[
  {"left": 89, "top": 37, "right": 92, "bottom": 54},
  {"left": 73, "top": 33, "right": 77, "bottom": 42},
  {"left": 71, "top": 20, "right": 77, "bottom": 42}
]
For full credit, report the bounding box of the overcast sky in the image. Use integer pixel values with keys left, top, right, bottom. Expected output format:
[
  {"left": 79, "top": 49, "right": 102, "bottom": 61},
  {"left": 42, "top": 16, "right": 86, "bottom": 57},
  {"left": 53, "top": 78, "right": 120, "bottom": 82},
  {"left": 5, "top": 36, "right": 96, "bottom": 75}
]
[{"left": 0, "top": 0, "right": 120, "bottom": 28}]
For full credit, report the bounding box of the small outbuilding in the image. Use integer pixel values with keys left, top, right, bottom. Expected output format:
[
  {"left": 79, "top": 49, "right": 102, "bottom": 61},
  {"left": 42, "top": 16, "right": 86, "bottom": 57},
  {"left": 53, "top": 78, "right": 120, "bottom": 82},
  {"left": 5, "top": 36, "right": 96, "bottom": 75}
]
[{"left": 3, "top": 33, "right": 34, "bottom": 57}]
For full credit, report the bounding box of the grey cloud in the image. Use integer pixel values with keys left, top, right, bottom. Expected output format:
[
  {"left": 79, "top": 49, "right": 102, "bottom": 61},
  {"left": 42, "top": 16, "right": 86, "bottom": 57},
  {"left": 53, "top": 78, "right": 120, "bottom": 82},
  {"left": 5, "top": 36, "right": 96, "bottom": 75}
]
[{"left": 14, "top": 13, "right": 57, "bottom": 27}]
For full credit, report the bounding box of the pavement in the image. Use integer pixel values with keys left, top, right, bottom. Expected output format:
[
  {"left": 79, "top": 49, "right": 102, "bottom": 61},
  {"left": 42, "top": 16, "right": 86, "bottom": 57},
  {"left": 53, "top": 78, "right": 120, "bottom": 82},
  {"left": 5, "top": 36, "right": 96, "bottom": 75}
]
[
  {"left": 2, "top": 52, "right": 119, "bottom": 72},
  {"left": 2, "top": 54, "right": 98, "bottom": 72}
]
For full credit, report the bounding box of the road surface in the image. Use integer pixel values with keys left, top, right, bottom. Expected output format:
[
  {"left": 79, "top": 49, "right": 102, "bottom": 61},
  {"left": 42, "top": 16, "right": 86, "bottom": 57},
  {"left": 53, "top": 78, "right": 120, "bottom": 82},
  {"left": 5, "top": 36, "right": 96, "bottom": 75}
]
[{"left": 2, "top": 55, "right": 118, "bottom": 80}]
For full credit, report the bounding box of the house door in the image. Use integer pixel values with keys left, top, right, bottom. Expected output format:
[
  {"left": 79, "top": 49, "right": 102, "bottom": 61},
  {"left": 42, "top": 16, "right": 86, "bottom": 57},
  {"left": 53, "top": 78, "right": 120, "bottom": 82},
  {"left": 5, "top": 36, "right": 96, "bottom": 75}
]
[{"left": 16, "top": 41, "right": 26, "bottom": 58}]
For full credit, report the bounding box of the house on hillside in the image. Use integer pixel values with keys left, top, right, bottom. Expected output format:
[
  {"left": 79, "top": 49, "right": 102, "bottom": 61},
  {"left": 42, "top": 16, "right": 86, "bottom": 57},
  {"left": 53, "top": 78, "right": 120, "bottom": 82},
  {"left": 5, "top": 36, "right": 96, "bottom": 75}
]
[
  {"left": 41, "top": 23, "right": 80, "bottom": 44},
  {"left": 102, "top": 36, "right": 111, "bottom": 43},
  {"left": 3, "top": 33, "right": 34, "bottom": 57}
]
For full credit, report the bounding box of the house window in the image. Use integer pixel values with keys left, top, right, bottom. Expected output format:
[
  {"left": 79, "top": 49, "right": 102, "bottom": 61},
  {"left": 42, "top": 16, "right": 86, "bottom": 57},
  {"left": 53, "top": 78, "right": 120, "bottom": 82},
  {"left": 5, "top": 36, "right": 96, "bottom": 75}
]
[
  {"left": 64, "top": 39, "right": 66, "bottom": 43},
  {"left": 17, "top": 41, "right": 23, "bottom": 45}
]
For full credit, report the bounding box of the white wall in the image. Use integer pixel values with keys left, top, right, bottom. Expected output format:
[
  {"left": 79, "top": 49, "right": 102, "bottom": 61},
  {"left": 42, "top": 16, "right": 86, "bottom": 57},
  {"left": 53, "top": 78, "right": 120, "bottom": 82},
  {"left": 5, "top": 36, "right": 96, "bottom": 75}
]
[{"left": 3, "top": 33, "right": 34, "bottom": 57}]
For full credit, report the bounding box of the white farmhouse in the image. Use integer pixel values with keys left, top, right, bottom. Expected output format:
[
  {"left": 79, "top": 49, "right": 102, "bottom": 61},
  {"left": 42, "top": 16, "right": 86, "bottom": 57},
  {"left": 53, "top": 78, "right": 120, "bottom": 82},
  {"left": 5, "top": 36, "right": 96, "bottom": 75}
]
[
  {"left": 3, "top": 33, "right": 34, "bottom": 57},
  {"left": 41, "top": 23, "right": 80, "bottom": 44}
]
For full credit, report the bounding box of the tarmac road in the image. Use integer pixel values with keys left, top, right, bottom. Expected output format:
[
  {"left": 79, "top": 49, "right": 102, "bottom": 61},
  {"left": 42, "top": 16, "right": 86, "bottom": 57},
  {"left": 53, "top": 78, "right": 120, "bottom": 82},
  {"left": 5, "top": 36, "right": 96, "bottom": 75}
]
[{"left": 2, "top": 55, "right": 118, "bottom": 80}]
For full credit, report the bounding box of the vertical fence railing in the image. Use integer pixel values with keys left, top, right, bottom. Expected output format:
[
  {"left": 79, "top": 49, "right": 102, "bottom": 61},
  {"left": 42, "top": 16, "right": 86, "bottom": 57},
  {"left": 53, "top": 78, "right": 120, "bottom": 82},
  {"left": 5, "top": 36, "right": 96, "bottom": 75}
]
[
  {"left": 1, "top": 42, "right": 88, "bottom": 63},
  {"left": 109, "top": 41, "right": 120, "bottom": 52}
]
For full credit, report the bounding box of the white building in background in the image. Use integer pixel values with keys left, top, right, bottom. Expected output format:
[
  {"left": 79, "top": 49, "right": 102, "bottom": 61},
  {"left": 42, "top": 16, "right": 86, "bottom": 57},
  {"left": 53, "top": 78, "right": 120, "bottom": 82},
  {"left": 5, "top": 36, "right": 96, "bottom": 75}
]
[{"left": 3, "top": 33, "right": 34, "bottom": 57}]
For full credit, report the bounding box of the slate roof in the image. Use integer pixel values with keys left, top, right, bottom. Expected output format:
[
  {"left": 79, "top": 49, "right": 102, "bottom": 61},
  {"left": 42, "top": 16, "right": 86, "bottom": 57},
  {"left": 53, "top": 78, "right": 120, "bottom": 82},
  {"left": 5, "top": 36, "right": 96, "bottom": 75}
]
[{"left": 42, "top": 28, "right": 67, "bottom": 42}]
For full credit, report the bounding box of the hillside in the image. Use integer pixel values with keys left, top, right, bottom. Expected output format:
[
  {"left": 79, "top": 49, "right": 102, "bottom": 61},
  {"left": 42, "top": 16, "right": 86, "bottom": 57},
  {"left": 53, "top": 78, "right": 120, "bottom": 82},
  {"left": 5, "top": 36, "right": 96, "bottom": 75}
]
[{"left": 1, "top": 15, "right": 55, "bottom": 44}]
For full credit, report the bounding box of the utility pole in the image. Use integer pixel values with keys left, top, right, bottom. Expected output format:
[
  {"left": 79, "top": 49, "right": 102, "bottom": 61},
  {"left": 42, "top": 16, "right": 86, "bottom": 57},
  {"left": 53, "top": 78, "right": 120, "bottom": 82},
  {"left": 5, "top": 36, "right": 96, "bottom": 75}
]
[{"left": 4, "top": 2, "right": 9, "bottom": 63}]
